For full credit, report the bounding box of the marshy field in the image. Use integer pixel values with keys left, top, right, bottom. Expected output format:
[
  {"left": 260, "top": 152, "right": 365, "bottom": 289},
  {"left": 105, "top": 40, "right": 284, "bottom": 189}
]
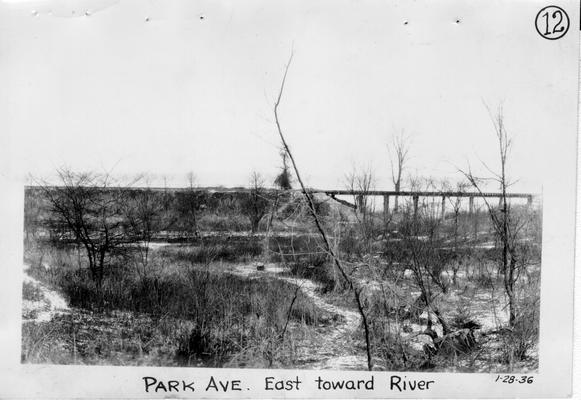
[{"left": 21, "top": 180, "right": 541, "bottom": 372}]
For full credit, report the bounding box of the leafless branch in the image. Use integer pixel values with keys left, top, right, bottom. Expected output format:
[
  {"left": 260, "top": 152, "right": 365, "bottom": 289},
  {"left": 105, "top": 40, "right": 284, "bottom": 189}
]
[{"left": 273, "top": 53, "right": 373, "bottom": 370}]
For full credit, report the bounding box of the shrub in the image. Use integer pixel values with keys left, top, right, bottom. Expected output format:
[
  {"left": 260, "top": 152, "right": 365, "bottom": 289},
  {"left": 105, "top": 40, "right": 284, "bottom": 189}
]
[
  {"left": 288, "top": 260, "right": 338, "bottom": 293},
  {"left": 197, "top": 214, "right": 250, "bottom": 232},
  {"left": 23, "top": 246, "right": 335, "bottom": 367},
  {"left": 499, "top": 294, "right": 539, "bottom": 365},
  {"left": 160, "top": 241, "right": 262, "bottom": 264},
  {"left": 338, "top": 226, "right": 364, "bottom": 258},
  {"left": 22, "top": 281, "right": 44, "bottom": 302},
  {"left": 21, "top": 322, "right": 70, "bottom": 364}
]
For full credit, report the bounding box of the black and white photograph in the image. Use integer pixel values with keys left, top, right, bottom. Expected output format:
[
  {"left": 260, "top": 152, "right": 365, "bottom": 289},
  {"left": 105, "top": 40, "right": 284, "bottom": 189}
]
[
  {"left": 20, "top": 122, "right": 544, "bottom": 373},
  {"left": 0, "top": 0, "right": 578, "bottom": 398}
]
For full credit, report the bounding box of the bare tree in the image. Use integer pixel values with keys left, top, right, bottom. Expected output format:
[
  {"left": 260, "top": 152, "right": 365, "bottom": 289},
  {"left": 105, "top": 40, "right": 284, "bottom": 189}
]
[
  {"left": 124, "top": 183, "right": 176, "bottom": 277},
  {"left": 400, "top": 184, "right": 451, "bottom": 297},
  {"left": 447, "top": 181, "right": 470, "bottom": 245},
  {"left": 23, "top": 187, "right": 43, "bottom": 243},
  {"left": 401, "top": 203, "right": 449, "bottom": 300},
  {"left": 274, "top": 148, "right": 293, "bottom": 190},
  {"left": 175, "top": 172, "right": 200, "bottom": 239},
  {"left": 445, "top": 180, "right": 470, "bottom": 284},
  {"left": 273, "top": 53, "right": 373, "bottom": 371},
  {"left": 186, "top": 171, "right": 196, "bottom": 190},
  {"left": 460, "top": 105, "right": 529, "bottom": 327},
  {"left": 406, "top": 175, "right": 442, "bottom": 221},
  {"left": 263, "top": 158, "right": 289, "bottom": 263},
  {"left": 388, "top": 130, "right": 410, "bottom": 212},
  {"left": 395, "top": 175, "right": 453, "bottom": 342},
  {"left": 345, "top": 166, "right": 376, "bottom": 247},
  {"left": 38, "top": 168, "right": 136, "bottom": 287},
  {"left": 241, "top": 172, "right": 269, "bottom": 233}
]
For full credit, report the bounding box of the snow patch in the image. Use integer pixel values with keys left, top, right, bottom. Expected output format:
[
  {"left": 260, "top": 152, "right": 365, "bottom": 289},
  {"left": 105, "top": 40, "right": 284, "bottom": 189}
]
[{"left": 22, "top": 264, "right": 69, "bottom": 323}]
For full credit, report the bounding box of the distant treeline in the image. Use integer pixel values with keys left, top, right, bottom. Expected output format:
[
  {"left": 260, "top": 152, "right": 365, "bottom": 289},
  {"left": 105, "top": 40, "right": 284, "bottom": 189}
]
[{"left": 23, "top": 185, "right": 328, "bottom": 240}]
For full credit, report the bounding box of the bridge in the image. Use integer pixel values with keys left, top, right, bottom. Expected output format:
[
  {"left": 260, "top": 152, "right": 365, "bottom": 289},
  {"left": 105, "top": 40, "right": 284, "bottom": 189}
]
[
  {"left": 306, "top": 189, "right": 536, "bottom": 219},
  {"left": 26, "top": 185, "right": 537, "bottom": 218}
]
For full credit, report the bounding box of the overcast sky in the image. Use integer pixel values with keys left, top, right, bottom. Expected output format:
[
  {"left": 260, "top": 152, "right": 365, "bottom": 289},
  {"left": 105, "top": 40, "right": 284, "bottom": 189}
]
[{"left": 0, "top": 0, "right": 578, "bottom": 192}]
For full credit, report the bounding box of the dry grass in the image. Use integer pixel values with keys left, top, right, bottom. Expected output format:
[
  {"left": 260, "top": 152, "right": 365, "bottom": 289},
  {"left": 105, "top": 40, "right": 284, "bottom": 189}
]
[{"left": 22, "top": 244, "right": 337, "bottom": 367}]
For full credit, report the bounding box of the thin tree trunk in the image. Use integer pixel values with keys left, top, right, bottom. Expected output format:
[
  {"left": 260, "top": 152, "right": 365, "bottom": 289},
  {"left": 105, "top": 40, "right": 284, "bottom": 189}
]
[
  {"left": 394, "top": 182, "right": 400, "bottom": 212},
  {"left": 273, "top": 54, "right": 373, "bottom": 370},
  {"left": 264, "top": 195, "right": 279, "bottom": 263}
]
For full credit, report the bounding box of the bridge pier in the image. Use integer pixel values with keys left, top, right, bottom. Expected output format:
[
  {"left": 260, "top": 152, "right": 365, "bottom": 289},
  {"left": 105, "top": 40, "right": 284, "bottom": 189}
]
[
  {"left": 315, "top": 190, "right": 533, "bottom": 218},
  {"left": 383, "top": 195, "right": 390, "bottom": 221},
  {"left": 356, "top": 194, "right": 365, "bottom": 213},
  {"left": 473, "top": 198, "right": 478, "bottom": 240}
]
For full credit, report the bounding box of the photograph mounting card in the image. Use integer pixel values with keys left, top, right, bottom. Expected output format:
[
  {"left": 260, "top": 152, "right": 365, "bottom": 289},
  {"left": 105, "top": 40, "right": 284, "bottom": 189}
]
[{"left": 0, "top": 0, "right": 578, "bottom": 398}]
